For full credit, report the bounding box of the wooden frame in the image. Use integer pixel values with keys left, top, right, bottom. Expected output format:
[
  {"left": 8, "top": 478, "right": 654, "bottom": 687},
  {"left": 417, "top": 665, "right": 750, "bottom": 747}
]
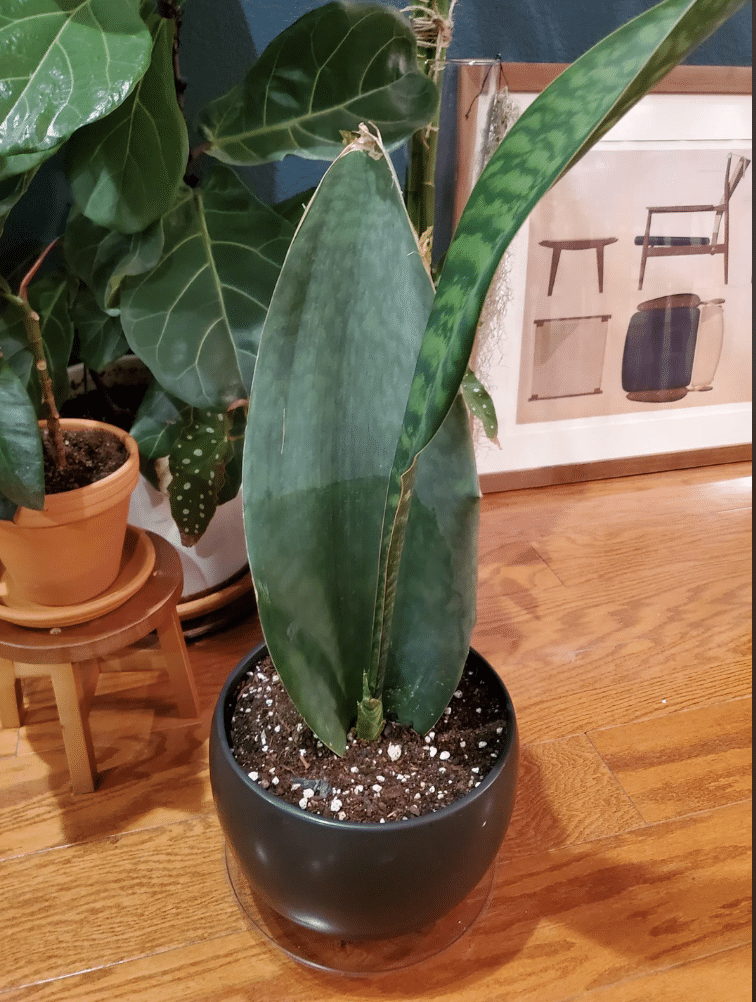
[{"left": 454, "top": 64, "right": 752, "bottom": 492}]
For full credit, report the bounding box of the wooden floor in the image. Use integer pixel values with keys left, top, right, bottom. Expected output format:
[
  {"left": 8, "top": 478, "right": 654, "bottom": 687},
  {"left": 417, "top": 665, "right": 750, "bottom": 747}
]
[{"left": 0, "top": 462, "right": 751, "bottom": 1001}]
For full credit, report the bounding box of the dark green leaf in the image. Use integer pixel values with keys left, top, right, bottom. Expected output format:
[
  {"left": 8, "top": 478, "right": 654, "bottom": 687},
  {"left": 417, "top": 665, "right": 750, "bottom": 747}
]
[
  {"left": 273, "top": 189, "right": 317, "bottom": 229},
  {"left": 0, "top": 144, "right": 61, "bottom": 236},
  {"left": 0, "top": 356, "right": 43, "bottom": 510},
  {"left": 65, "top": 15, "right": 189, "bottom": 233},
  {"left": 384, "top": 394, "right": 480, "bottom": 733},
  {"left": 64, "top": 209, "right": 164, "bottom": 316},
  {"left": 243, "top": 135, "right": 437, "bottom": 754},
  {"left": 0, "top": 0, "right": 152, "bottom": 156},
  {"left": 71, "top": 285, "right": 129, "bottom": 370},
  {"left": 121, "top": 165, "right": 295, "bottom": 409},
  {"left": 168, "top": 411, "right": 230, "bottom": 546},
  {"left": 0, "top": 276, "right": 74, "bottom": 413},
  {"left": 216, "top": 405, "right": 246, "bottom": 505},
  {"left": 130, "top": 377, "right": 192, "bottom": 460},
  {"left": 461, "top": 368, "right": 498, "bottom": 442},
  {"left": 197, "top": 1, "right": 437, "bottom": 165}
]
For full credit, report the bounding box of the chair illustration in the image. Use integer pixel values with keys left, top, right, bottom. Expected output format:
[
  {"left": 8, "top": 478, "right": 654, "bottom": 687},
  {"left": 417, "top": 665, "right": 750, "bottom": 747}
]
[{"left": 635, "top": 153, "right": 750, "bottom": 290}]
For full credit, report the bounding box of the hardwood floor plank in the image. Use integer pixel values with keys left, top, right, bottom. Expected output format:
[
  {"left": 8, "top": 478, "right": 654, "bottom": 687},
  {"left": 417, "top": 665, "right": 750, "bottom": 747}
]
[
  {"left": 566, "top": 944, "right": 753, "bottom": 1002},
  {"left": 474, "top": 567, "right": 751, "bottom": 742},
  {"left": 503, "top": 735, "right": 644, "bottom": 858},
  {"left": 0, "top": 724, "right": 214, "bottom": 861},
  {"left": 3, "top": 802, "right": 749, "bottom": 1002},
  {"left": 527, "top": 507, "right": 751, "bottom": 590},
  {"left": 588, "top": 698, "right": 752, "bottom": 823},
  {"left": 0, "top": 816, "right": 245, "bottom": 991}
]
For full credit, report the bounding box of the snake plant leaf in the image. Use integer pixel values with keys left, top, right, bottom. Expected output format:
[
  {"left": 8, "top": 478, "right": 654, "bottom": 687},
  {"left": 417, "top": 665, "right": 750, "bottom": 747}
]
[
  {"left": 0, "top": 356, "right": 44, "bottom": 512},
  {"left": 0, "top": 0, "right": 152, "bottom": 157},
  {"left": 64, "top": 210, "right": 164, "bottom": 316},
  {"left": 167, "top": 411, "right": 230, "bottom": 546},
  {"left": 244, "top": 132, "right": 439, "bottom": 754},
  {"left": 461, "top": 369, "right": 499, "bottom": 442},
  {"left": 65, "top": 14, "right": 189, "bottom": 234},
  {"left": 196, "top": 1, "right": 438, "bottom": 165},
  {"left": 121, "top": 165, "right": 295, "bottom": 409},
  {"left": 369, "top": 0, "right": 747, "bottom": 693},
  {"left": 384, "top": 393, "right": 480, "bottom": 732},
  {"left": 71, "top": 285, "right": 129, "bottom": 371}
]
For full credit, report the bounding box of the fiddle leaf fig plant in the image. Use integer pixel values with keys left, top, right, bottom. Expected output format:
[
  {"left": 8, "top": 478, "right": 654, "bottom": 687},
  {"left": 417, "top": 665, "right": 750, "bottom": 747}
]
[
  {"left": 242, "top": 0, "right": 747, "bottom": 754},
  {"left": 0, "top": 0, "right": 437, "bottom": 541}
]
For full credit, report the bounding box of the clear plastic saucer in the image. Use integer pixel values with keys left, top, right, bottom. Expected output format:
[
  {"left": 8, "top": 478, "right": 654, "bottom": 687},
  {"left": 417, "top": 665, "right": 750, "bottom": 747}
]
[{"left": 224, "top": 843, "right": 495, "bottom": 976}]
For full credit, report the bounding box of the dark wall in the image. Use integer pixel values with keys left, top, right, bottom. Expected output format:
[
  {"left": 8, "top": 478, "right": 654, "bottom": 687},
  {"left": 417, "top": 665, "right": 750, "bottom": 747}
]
[
  {"left": 2, "top": 1, "right": 751, "bottom": 261},
  {"left": 180, "top": 0, "right": 752, "bottom": 206}
]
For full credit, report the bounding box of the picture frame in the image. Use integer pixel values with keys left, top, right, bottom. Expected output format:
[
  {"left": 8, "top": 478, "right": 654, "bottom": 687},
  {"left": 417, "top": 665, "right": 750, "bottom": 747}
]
[{"left": 455, "top": 64, "right": 752, "bottom": 491}]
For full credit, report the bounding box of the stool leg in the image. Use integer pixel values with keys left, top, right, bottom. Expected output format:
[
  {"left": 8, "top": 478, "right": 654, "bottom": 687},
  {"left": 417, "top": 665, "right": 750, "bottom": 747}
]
[
  {"left": 49, "top": 663, "right": 98, "bottom": 794},
  {"left": 156, "top": 606, "right": 200, "bottom": 718},
  {"left": 0, "top": 658, "right": 23, "bottom": 728}
]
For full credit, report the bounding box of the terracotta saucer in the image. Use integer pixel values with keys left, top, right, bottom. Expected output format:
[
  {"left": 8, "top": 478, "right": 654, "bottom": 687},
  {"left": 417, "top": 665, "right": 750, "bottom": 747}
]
[{"left": 0, "top": 527, "right": 156, "bottom": 628}]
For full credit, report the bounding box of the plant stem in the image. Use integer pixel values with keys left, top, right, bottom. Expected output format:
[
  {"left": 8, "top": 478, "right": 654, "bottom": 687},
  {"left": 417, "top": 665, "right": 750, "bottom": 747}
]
[
  {"left": 406, "top": 0, "right": 454, "bottom": 268},
  {"left": 18, "top": 239, "right": 67, "bottom": 469}
]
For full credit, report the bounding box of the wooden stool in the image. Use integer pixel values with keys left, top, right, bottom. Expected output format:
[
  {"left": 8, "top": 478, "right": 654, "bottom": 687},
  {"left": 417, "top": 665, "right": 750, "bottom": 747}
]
[{"left": 0, "top": 532, "right": 199, "bottom": 793}]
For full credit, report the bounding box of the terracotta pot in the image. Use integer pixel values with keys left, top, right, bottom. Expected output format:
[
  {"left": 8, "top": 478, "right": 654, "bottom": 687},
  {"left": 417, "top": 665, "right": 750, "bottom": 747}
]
[
  {"left": 0, "top": 419, "right": 140, "bottom": 606},
  {"left": 210, "top": 643, "right": 519, "bottom": 941}
]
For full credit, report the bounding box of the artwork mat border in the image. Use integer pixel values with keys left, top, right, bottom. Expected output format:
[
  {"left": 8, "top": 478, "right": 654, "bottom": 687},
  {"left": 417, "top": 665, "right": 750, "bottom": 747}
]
[{"left": 454, "top": 64, "right": 753, "bottom": 491}]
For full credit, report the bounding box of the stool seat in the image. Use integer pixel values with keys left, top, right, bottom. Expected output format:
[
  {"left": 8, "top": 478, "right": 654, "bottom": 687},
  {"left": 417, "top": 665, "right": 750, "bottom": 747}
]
[{"left": 0, "top": 531, "right": 200, "bottom": 793}]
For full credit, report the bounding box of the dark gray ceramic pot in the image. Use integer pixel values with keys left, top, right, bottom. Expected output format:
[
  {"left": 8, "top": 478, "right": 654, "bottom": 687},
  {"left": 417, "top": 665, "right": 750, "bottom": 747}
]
[{"left": 210, "top": 642, "right": 519, "bottom": 940}]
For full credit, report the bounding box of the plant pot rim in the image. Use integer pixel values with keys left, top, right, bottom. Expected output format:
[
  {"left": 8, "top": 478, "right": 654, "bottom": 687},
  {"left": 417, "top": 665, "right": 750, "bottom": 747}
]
[
  {"left": 42, "top": 417, "right": 139, "bottom": 493},
  {"left": 214, "top": 640, "right": 518, "bottom": 833}
]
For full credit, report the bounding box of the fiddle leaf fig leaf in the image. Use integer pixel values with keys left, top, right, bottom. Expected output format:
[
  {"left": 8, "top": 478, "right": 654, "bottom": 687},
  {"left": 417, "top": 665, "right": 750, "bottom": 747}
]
[
  {"left": 121, "top": 164, "right": 296, "bottom": 410},
  {"left": 0, "top": 144, "right": 62, "bottom": 236},
  {"left": 130, "top": 378, "right": 193, "bottom": 460},
  {"left": 64, "top": 210, "right": 164, "bottom": 316},
  {"left": 197, "top": 1, "right": 438, "bottom": 165},
  {"left": 0, "top": 0, "right": 152, "bottom": 156},
  {"left": 168, "top": 411, "right": 230, "bottom": 546},
  {"left": 461, "top": 369, "right": 499, "bottom": 443},
  {"left": 0, "top": 275, "right": 74, "bottom": 413},
  {"left": 0, "top": 356, "right": 44, "bottom": 512},
  {"left": 71, "top": 286, "right": 129, "bottom": 371},
  {"left": 65, "top": 14, "right": 189, "bottom": 234}
]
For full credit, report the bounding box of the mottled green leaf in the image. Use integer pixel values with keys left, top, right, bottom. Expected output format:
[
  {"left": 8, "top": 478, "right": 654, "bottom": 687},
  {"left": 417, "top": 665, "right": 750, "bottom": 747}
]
[
  {"left": 65, "top": 15, "right": 189, "bottom": 233},
  {"left": 461, "top": 368, "right": 498, "bottom": 442},
  {"left": 121, "top": 165, "right": 295, "bottom": 409},
  {"left": 370, "top": 0, "right": 747, "bottom": 695},
  {"left": 197, "top": 1, "right": 437, "bottom": 165},
  {"left": 168, "top": 411, "right": 230, "bottom": 546},
  {"left": 0, "top": 356, "right": 43, "bottom": 511},
  {"left": 64, "top": 210, "right": 164, "bottom": 318},
  {"left": 0, "top": 0, "right": 152, "bottom": 156},
  {"left": 71, "top": 285, "right": 129, "bottom": 370}
]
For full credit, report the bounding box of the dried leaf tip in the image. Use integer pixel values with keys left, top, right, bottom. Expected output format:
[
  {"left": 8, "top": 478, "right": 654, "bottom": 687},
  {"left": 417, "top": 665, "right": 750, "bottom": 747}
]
[{"left": 341, "top": 123, "right": 383, "bottom": 160}]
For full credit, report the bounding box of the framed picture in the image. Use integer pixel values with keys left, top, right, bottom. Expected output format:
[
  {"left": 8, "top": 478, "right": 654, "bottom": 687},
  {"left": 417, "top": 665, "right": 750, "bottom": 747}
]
[{"left": 455, "top": 64, "right": 752, "bottom": 490}]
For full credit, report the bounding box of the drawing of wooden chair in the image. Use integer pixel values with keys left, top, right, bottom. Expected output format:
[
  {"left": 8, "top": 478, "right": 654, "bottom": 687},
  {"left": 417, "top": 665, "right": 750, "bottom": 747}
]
[{"left": 635, "top": 153, "right": 750, "bottom": 290}]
